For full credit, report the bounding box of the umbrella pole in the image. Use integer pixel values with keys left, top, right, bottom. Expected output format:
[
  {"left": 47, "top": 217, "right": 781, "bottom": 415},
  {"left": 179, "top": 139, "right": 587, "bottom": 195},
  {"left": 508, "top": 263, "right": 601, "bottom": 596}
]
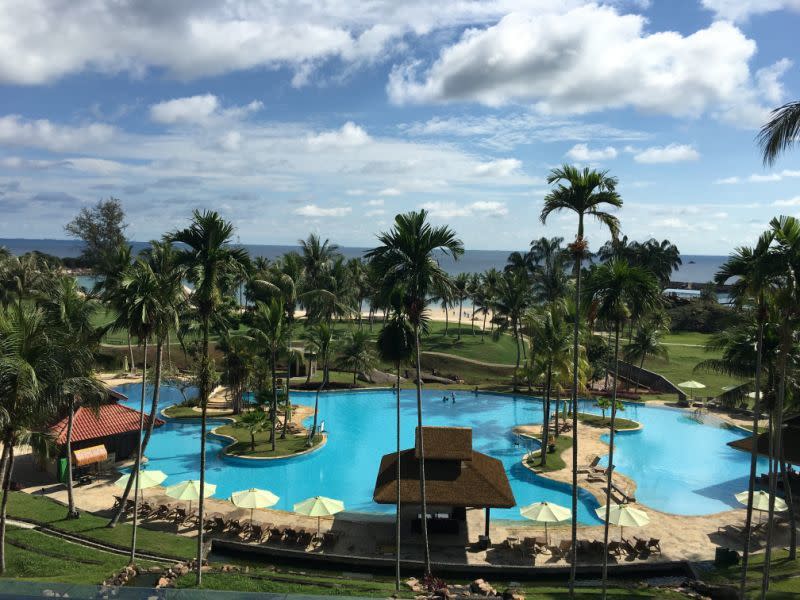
[
  {"left": 545, "top": 522, "right": 548, "bottom": 546},
  {"left": 251, "top": 508, "right": 254, "bottom": 527},
  {"left": 318, "top": 516, "right": 321, "bottom": 537}
]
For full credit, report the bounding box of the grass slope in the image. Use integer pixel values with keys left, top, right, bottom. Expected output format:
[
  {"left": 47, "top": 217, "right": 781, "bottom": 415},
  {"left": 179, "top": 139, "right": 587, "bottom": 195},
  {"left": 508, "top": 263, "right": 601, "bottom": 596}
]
[
  {"left": 578, "top": 413, "right": 639, "bottom": 430},
  {"left": 214, "top": 414, "right": 323, "bottom": 458},
  {"left": 6, "top": 492, "right": 196, "bottom": 559},
  {"left": 1, "top": 526, "right": 156, "bottom": 584}
]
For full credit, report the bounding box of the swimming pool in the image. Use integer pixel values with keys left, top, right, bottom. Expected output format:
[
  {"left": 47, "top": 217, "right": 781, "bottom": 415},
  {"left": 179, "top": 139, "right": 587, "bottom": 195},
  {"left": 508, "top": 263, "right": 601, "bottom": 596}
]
[{"left": 114, "top": 384, "right": 762, "bottom": 522}]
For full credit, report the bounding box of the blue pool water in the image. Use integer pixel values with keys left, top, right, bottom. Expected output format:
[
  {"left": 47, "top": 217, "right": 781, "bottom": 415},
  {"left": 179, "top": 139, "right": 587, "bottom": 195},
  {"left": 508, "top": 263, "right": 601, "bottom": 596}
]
[{"left": 115, "top": 384, "right": 761, "bottom": 522}]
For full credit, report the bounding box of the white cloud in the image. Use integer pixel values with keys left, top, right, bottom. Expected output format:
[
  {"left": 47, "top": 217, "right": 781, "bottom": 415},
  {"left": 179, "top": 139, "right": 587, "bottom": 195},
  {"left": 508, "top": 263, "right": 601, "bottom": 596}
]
[
  {"left": 365, "top": 208, "right": 385, "bottom": 217},
  {"left": 421, "top": 200, "right": 508, "bottom": 218},
  {"left": 388, "top": 5, "right": 785, "bottom": 128},
  {"left": 378, "top": 187, "right": 402, "bottom": 196},
  {"left": 150, "top": 95, "right": 262, "bottom": 126},
  {"left": 294, "top": 204, "right": 352, "bottom": 217},
  {"left": 0, "top": 0, "right": 576, "bottom": 86},
  {"left": 474, "top": 158, "right": 521, "bottom": 177},
  {"left": 773, "top": 196, "right": 800, "bottom": 207},
  {"left": 715, "top": 169, "right": 800, "bottom": 184},
  {"left": 219, "top": 131, "right": 243, "bottom": 152},
  {"left": 365, "top": 199, "right": 384, "bottom": 206},
  {"left": 633, "top": 144, "right": 700, "bottom": 164},
  {"left": 565, "top": 144, "right": 617, "bottom": 161},
  {"left": 701, "top": 0, "right": 800, "bottom": 21},
  {"left": 0, "top": 115, "right": 114, "bottom": 152},
  {"left": 308, "top": 122, "right": 370, "bottom": 149}
]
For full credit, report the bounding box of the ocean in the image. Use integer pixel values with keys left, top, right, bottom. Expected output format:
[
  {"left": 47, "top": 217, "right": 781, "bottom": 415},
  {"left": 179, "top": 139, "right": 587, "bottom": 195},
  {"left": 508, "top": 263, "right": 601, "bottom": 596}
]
[{"left": 0, "top": 238, "right": 725, "bottom": 284}]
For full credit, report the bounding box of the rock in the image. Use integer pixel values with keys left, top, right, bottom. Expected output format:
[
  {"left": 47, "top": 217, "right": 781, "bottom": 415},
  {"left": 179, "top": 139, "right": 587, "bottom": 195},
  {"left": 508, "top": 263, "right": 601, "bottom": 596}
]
[
  {"left": 201, "top": 565, "right": 213, "bottom": 573},
  {"left": 147, "top": 566, "right": 163, "bottom": 574},
  {"left": 157, "top": 577, "right": 171, "bottom": 588},
  {"left": 502, "top": 589, "right": 524, "bottom": 600}
]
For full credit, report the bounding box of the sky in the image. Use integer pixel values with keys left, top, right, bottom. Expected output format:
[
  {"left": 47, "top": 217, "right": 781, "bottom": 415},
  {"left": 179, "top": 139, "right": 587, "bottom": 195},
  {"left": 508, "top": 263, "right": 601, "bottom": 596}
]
[{"left": 1, "top": 0, "right": 799, "bottom": 254}]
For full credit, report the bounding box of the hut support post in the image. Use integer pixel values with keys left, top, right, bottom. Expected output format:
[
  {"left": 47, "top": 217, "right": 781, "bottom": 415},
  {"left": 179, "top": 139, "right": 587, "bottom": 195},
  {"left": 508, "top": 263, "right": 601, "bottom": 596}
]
[{"left": 484, "top": 507, "right": 490, "bottom": 539}]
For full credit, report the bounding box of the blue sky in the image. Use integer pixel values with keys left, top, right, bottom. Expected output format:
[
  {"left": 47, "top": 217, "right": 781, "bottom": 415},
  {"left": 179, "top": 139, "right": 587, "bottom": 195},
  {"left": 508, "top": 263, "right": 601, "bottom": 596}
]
[{"left": 0, "top": 0, "right": 799, "bottom": 254}]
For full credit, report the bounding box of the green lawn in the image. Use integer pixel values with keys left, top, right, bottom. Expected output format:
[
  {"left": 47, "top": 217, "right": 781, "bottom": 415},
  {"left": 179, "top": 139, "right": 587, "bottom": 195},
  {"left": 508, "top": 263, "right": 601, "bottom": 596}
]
[
  {"left": 578, "top": 412, "right": 639, "bottom": 430},
  {"left": 703, "top": 548, "right": 800, "bottom": 598},
  {"left": 214, "top": 414, "right": 323, "bottom": 458},
  {"left": 420, "top": 322, "right": 519, "bottom": 365},
  {"left": 525, "top": 435, "right": 572, "bottom": 473},
  {"left": 6, "top": 492, "right": 196, "bottom": 559},
  {"left": 1, "top": 526, "right": 156, "bottom": 584}
]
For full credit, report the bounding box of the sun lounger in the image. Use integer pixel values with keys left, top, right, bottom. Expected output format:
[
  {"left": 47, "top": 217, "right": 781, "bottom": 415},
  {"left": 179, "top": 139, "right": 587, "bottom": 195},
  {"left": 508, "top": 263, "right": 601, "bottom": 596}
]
[
  {"left": 607, "top": 541, "right": 624, "bottom": 556},
  {"left": 268, "top": 527, "right": 284, "bottom": 543},
  {"left": 636, "top": 537, "right": 661, "bottom": 553},
  {"left": 551, "top": 539, "right": 572, "bottom": 561},
  {"left": 296, "top": 530, "right": 313, "bottom": 548},
  {"left": 283, "top": 528, "right": 298, "bottom": 544},
  {"left": 112, "top": 495, "right": 123, "bottom": 510},
  {"left": 151, "top": 504, "right": 174, "bottom": 520},
  {"left": 620, "top": 539, "right": 638, "bottom": 558},
  {"left": 321, "top": 530, "right": 340, "bottom": 548},
  {"left": 248, "top": 524, "right": 266, "bottom": 542},
  {"left": 577, "top": 456, "right": 601, "bottom": 474},
  {"left": 633, "top": 537, "right": 649, "bottom": 553}
]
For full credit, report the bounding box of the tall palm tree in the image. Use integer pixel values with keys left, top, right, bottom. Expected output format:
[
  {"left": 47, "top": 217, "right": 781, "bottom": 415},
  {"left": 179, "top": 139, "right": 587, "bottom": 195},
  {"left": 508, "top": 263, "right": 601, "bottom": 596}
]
[
  {"left": 759, "top": 100, "right": 800, "bottom": 166},
  {"left": 761, "top": 216, "right": 800, "bottom": 596},
  {"left": 340, "top": 329, "right": 377, "bottom": 385},
  {"left": 0, "top": 306, "right": 59, "bottom": 573},
  {"left": 713, "top": 231, "right": 778, "bottom": 597},
  {"left": 583, "top": 259, "right": 659, "bottom": 599},
  {"left": 39, "top": 276, "right": 105, "bottom": 519},
  {"left": 540, "top": 164, "right": 622, "bottom": 594},
  {"left": 95, "top": 244, "right": 135, "bottom": 372},
  {"left": 377, "top": 287, "right": 415, "bottom": 592},
  {"left": 527, "top": 308, "right": 572, "bottom": 466},
  {"left": 623, "top": 324, "right": 668, "bottom": 392},
  {"left": 302, "top": 322, "right": 334, "bottom": 446},
  {"left": 493, "top": 268, "right": 532, "bottom": 382},
  {"left": 108, "top": 241, "right": 184, "bottom": 530},
  {"left": 168, "top": 210, "right": 249, "bottom": 585},
  {"left": 453, "top": 273, "right": 470, "bottom": 340},
  {"left": 366, "top": 210, "right": 463, "bottom": 575},
  {"left": 249, "top": 298, "right": 288, "bottom": 451},
  {"left": 430, "top": 275, "right": 454, "bottom": 336}
]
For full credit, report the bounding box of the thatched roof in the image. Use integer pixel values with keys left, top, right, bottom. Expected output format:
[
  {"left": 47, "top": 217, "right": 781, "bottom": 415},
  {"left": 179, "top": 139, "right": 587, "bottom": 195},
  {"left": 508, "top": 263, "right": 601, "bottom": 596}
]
[
  {"left": 728, "top": 414, "right": 800, "bottom": 465},
  {"left": 415, "top": 426, "right": 472, "bottom": 461},
  {"left": 373, "top": 426, "right": 515, "bottom": 508}
]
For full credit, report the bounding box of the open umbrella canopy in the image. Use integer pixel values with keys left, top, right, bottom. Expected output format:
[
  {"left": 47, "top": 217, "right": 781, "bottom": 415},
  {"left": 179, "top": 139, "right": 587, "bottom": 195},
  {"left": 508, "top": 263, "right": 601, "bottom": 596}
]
[
  {"left": 230, "top": 488, "right": 279, "bottom": 510},
  {"left": 520, "top": 501, "right": 571, "bottom": 523},
  {"left": 595, "top": 504, "right": 650, "bottom": 527},
  {"left": 115, "top": 469, "right": 167, "bottom": 490},
  {"left": 678, "top": 380, "right": 706, "bottom": 390},
  {"left": 165, "top": 479, "right": 216, "bottom": 501},
  {"left": 735, "top": 490, "right": 788, "bottom": 512},
  {"left": 293, "top": 496, "right": 345, "bottom": 517}
]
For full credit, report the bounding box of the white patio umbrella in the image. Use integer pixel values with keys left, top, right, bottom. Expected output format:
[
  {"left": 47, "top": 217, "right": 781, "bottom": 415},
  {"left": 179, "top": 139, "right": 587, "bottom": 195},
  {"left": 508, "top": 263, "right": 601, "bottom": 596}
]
[
  {"left": 293, "top": 496, "right": 345, "bottom": 535},
  {"left": 115, "top": 469, "right": 167, "bottom": 505},
  {"left": 595, "top": 504, "right": 650, "bottom": 540},
  {"left": 165, "top": 479, "right": 216, "bottom": 513},
  {"left": 679, "top": 380, "right": 706, "bottom": 400},
  {"left": 520, "top": 501, "right": 571, "bottom": 545},
  {"left": 735, "top": 490, "right": 788, "bottom": 525},
  {"left": 230, "top": 488, "right": 279, "bottom": 526}
]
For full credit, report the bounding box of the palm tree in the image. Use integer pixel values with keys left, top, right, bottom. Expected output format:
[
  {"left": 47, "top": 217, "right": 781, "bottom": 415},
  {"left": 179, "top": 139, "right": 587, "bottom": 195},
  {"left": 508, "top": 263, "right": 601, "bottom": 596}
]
[
  {"left": 376, "top": 287, "right": 415, "bottom": 592},
  {"left": 493, "top": 268, "right": 531, "bottom": 380},
  {"left": 302, "top": 322, "right": 335, "bottom": 446},
  {"left": 0, "top": 306, "right": 59, "bottom": 573},
  {"left": 430, "top": 275, "right": 454, "bottom": 336},
  {"left": 108, "top": 241, "right": 184, "bottom": 530},
  {"left": 527, "top": 308, "right": 572, "bottom": 466},
  {"left": 583, "top": 259, "right": 659, "bottom": 599},
  {"left": 453, "top": 273, "right": 470, "bottom": 340},
  {"left": 39, "top": 276, "right": 105, "bottom": 519},
  {"left": 340, "top": 329, "right": 377, "bottom": 385},
  {"left": 759, "top": 100, "right": 800, "bottom": 166},
  {"left": 249, "top": 298, "right": 288, "bottom": 451},
  {"left": 168, "top": 210, "right": 249, "bottom": 585},
  {"left": 713, "top": 231, "right": 779, "bottom": 596},
  {"left": 366, "top": 210, "right": 463, "bottom": 575},
  {"left": 540, "top": 164, "right": 622, "bottom": 595},
  {"left": 236, "top": 409, "right": 269, "bottom": 451},
  {"left": 761, "top": 216, "right": 800, "bottom": 596},
  {"left": 219, "top": 334, "right": 254, "bottom": 415},
  {"left": 95, "top": 244, "right": 135, "bottom": 372},
  {"left": 623, "top": 324, "right": 668, "bottom": 392}
]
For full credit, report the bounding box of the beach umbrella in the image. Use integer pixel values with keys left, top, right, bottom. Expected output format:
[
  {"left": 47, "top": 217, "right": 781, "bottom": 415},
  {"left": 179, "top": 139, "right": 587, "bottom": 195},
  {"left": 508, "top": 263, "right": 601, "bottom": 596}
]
[
  {"left": 293, "top": 496, "right": 345, "bottom": 535},
  {"left": 166, "top": 479, "right": 216, "bottom": 513},
  {"left": 230, "top": 488, "right": 279, "bottom": 526},
  {"left": 595, "top": 504, "right": 650, "bottom": 540},
  {"left": 735, "top": 490, "right": 787, "bottom": 525},
  {"left": 520, "top": 501, "right": 571, "bottom": 545},
  {"left": 679, "top": 380, "right": 706, "bottom": 400},
  {"left": 115, "top": 469, "right": 167, "bottom": 504}
]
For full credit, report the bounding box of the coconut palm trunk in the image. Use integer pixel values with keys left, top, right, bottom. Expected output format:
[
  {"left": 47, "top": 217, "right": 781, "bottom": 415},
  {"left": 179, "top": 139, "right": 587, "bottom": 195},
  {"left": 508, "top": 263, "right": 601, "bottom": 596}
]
[
  {"left": 568, "top": 216, "right": 585, "bottom": 595},
  {"left": 601, "top": 321, "right": 621, "bottom": 599},
  {"left": 129, "top": 338, "right": 148, "bottom": 564},
  {"left": 740, "top": 314, "right": 764, "bottom": 597},
  {"left": 282, "top": 344, "right": 292, "bottom": 440},
  {"left": 65, "top": 400, "right": 78, "bottom": 518},
  {"left": 540, "top": 364, "right": 552, "bottom": 467},
  {"left": 271, "top": 348, "right": 278, "bottom": 452},
  {"left": 395, "top": 363, "right": 402, "bottom": 591},
  {"left": 780, "top": 459, "right": 797, "bottom": 559},
  {"left": 414, "top": 326, "right": 432, "bottom": 575},
  {"left": 127, "top": 332, "right": 134, "bottom": 373},
  {"left": 0, "top": 444, "right": 16, "bottom": 574},
  {"left": 196, "top": 320, "right": 210, "bottom": 586},
  {"left": 457, "top": 297, "right": 463, "bottom": 340}
]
